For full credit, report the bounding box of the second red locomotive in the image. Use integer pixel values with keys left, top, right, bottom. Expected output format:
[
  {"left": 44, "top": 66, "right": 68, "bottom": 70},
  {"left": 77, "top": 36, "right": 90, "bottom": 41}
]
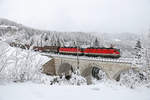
[{"left": 58, "top": 47, "right": 120, "bottom": 58}]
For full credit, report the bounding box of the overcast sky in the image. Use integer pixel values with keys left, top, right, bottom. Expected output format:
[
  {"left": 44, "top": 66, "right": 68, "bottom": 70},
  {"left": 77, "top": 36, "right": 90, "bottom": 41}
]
[{"left": 0, "top": 0, "right": 150, "bottom": 33}]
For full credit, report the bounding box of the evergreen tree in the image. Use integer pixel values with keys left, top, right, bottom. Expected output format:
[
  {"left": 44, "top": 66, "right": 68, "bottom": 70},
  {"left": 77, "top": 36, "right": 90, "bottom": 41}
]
[
  {"left": 93, "top": 38, "right": 99, "bottom": 47},
  {"left": 132, "top": 40, "right": 146, "bottom": 68},
  {"left": 72, "top": 41, "right": 77, "bottom": 47},
  {"left": 134, "top": 40, "right": 142, "bottom": 59},
  {"left": 135, "top": 40, "right": 142, "bottom": 49}
]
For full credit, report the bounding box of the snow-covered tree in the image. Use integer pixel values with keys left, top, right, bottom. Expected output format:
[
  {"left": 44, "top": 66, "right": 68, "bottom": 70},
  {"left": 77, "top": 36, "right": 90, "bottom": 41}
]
[
  {"left": 132, "top": 40, "right": 146, "bottom": 68},
  {"left": 134, "top": 40, "right": 142, "bottom": 58},
  {"left": 49, "top": 68, "right": 87, "bottom": 85},
  {"left": 120, "top": 69, "right": 149, "bottom": 88},
  {"left": 0, "top": 42, "right": 51, "bottom": 82},
  {"left": 92, "top": 38, "right": 100, "bottom": 47}
]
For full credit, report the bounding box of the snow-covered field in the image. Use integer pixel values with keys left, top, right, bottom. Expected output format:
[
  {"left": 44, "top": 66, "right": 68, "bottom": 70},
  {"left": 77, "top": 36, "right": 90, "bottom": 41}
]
[{"left": 0, "top": 82, "right": 150, "bottom": 100}]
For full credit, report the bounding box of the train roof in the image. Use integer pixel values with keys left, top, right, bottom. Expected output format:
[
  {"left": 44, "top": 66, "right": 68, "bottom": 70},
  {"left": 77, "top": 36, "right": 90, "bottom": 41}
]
[
  {"left": 60, "top": 46, "right": 120, "bottom": 50},
  {"left": 86, "top": 47, "right": 119, "bottom": 49}
]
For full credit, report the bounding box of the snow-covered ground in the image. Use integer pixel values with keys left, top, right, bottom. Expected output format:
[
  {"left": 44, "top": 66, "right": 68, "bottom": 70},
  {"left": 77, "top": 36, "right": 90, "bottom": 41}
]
[{"left": 0, "top": 82, "right": 150, "bottom": 100}]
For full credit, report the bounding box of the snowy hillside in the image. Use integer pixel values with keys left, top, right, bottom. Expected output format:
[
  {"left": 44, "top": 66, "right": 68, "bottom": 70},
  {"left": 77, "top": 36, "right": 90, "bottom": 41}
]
[
  {"left": 0, "top": 18, "right": 146, "bottom": 57},
  {"left": 0, "top": 41, "right": 51, "bottom": 82},
  {"left": 0, "top": 18, "right": 97, "bottom": 48}
]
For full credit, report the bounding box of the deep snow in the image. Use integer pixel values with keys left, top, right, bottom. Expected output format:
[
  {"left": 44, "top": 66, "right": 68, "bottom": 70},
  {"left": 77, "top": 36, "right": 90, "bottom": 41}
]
[{"left": 0, "top": 82, "right": 150, "bottom": 100}]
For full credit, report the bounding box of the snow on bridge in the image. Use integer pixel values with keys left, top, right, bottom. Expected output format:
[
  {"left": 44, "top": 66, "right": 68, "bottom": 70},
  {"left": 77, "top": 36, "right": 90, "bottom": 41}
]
[{"left": 41, "top": 52, "right": 135, "bottom": 64}]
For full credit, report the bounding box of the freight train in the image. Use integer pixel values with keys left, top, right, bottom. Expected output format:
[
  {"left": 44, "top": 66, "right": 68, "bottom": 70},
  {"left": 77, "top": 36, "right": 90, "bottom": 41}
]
[
  {"left": 9, "top": 42, "right": 121, "bottom": 58},
  {"left": 33, "top": 46, "right": 120, "bottom": 58}
]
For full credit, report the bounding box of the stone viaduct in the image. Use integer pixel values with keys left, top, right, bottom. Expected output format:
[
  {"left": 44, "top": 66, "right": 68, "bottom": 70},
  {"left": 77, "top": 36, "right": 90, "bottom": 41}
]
[{"left": 43, "top": 54, "right": 137, "bottom": 84}]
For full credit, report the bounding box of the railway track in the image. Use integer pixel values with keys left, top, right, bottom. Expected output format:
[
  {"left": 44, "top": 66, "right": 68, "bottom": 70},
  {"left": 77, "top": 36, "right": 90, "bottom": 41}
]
[{"left": 41, "top": 52, "right": 136, "bottom": 64}]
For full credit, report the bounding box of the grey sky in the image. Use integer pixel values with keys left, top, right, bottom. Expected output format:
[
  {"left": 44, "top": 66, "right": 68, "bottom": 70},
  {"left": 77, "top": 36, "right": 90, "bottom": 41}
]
[{"left": 0, "top": 0, "right": 150, "bottom": 33}]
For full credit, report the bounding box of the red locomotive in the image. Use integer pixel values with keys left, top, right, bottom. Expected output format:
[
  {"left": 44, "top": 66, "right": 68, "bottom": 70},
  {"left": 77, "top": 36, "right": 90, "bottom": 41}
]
[{"left": 83, "top": 48, "right": 120, "bottom": 58}]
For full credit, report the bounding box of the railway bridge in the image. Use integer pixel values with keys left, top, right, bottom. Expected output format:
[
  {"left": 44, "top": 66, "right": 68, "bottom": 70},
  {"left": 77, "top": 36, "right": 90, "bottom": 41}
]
[{"left": 42, "top": 53, "right": 137, "bottom": 83}]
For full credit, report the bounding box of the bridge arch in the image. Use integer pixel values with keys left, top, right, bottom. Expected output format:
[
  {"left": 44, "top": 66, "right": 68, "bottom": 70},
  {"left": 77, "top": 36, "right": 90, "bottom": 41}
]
[
  {"left": 57, "top": 63, "right": 73, "bottom": 76},
  {"left": 113, "top": 67, "right": 133, "bottom": 81},
  {"left": 81, "top": 63, "right": 108, "bottom": 84}
]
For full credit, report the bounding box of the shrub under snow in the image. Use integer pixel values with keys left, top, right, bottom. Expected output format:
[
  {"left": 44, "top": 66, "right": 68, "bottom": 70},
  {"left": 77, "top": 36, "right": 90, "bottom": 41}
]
[
  {"left": 0, "top": 41, "right": 50, "bottom": 82},
  {"left": 48, "top": 71, "right": 87, "bottom": 85},
  {"left": 119, "top": 68, "right": 150, "bottom": 88}
]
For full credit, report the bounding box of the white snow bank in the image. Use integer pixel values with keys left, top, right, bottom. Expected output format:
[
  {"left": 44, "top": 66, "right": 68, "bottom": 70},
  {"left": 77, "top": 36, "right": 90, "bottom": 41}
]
[
  {"left": 0, "top": 82, "right": 150, "bottom": 100},
  {"left": 0, "top": 41, "right": 51, "bottom": 81}
]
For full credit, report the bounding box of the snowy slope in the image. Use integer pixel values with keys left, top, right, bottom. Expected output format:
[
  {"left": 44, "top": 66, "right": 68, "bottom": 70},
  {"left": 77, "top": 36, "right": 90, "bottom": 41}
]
[
  {"left": 0, "top": 41, "right": 51, "bottom": 81},
  {"left": 0, "top": 82, "right": 150, "bottom": 100},
  {"left": 0, "top": 18, "right": 143, "bottom": 57}
]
